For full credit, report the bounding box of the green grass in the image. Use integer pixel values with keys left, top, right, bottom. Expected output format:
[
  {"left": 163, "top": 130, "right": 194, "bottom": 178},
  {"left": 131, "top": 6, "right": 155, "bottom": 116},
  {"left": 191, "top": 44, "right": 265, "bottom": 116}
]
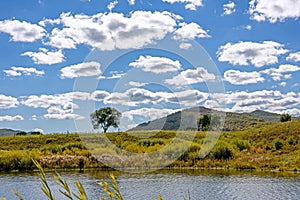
[{"left": 0, "top": 120, "right": 300, "bottom": 172}]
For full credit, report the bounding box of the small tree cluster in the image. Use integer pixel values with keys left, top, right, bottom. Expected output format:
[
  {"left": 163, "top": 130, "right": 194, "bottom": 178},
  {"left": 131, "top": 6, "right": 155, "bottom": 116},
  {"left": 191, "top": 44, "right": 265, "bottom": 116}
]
[{"left": 280, "top": 113, "right": 291, "bottom": 122}]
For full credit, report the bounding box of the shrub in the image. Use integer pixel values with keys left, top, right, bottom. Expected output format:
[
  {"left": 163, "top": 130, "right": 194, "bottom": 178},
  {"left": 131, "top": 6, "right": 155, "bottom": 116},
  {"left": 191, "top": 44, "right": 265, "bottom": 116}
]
[
  {"left": 210, "top": 144, "right": 234, "bottom": 160},
  {"left": 233, "top": 139, "right": 251, "bottom": 151},
  {"left": 274, "top": 139, "right": 284, "bottom": 150}
]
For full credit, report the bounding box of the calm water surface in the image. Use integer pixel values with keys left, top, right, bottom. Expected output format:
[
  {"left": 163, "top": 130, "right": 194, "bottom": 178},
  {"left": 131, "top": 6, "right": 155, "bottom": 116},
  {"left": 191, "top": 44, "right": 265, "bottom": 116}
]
[{"left": 0, "top": 169, "right": 299, "bottom": 200}]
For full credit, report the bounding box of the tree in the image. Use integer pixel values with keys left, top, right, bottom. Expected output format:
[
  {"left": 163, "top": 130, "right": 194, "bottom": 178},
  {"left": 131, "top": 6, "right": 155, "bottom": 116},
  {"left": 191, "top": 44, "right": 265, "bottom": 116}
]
[
  {"left": 280, "top": 113, "right": 291, "bottom": 122},
  {"left": 197, "top": 114, "right": 211, "bottom": 131},
  {"left": 90, "top": 107, "right": 122, "bottom": 133}
]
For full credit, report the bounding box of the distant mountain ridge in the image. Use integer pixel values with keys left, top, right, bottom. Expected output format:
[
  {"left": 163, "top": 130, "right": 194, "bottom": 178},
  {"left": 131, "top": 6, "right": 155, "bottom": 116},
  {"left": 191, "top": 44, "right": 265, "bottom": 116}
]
[
  {"left": 0, "top": 128, "right": 20, "bottom": 136},
  {"left": 129, "top": 106, "right": 286, "bottom": 132}
]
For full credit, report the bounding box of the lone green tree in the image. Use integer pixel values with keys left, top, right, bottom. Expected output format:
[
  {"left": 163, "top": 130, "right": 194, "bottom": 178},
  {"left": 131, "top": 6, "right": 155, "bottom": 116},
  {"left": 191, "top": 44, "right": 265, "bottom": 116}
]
[
  {"left": 280, "top": 113, "right": 291, "bottom": 122},
  {"left": 197, "top": 114, "right": 211, "bottom": 131},
  {"left": 90, "top": 107, "right": 122, "bottom": 133}
]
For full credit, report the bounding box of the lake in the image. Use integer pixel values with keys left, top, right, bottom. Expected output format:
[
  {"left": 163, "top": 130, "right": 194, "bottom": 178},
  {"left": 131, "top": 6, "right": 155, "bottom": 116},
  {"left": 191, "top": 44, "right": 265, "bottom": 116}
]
[{"left": 0, "top": 169, "right": 299, "bottom": 200}]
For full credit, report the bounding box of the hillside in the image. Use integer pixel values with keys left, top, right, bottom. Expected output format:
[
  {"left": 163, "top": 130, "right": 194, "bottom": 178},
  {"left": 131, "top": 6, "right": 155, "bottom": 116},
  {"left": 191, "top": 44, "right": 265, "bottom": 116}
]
[
  {"left": 0, "top": 128, "right": 19, "bottom": 137},
  {"left": 1, "top": 120, "right": 300, "bottom": 172},
  {"left": 129, "top": 107, "right": 282, "bottom": 132}
]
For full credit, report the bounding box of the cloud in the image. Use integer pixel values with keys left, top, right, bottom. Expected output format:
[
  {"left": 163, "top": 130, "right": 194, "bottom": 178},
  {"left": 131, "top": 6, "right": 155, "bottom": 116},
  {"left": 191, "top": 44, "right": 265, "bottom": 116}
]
[
  {"left": 286, "top": 52, "right": 300, "bottom": 62},
  {"left": 165, "top": 67, "right": 216, "bottom": 86},
  {"left": 242, "top": 25, "right": 252, "bottom": 30},
  {"left": 32, "top": 128, "right": 44, "bottom": 133},
  {"left": 179, "top": 42, "right": 192, "bottom": 49},
  {"left": 22, "top": 48, "right": 65, "bottom": 65},
  {"left": 173, "top": 22, "right": 210, "bottom": 41},
  {"left": 46, "top": 11, "right": 177, "bottom": 50},
  {"left": 128, "top": 81, "right": 148, "bottom": 87},
  {"left": 104, "top": 88, "right": 171, "bottom": 106},
  {"left": 210, "top": 90, "right": 300, "bottom": 114},
  {"left": 223, "top": 1, "right": 236, "bottom": 16},
  {"left": 217, "top": 41, "right": 288, "bottom": 67},
  {"left": 4, "top": 66, "right": 44, "bottom": 77},
  {"left": 261, "top": 64, "right": 300, "bottom": 81},
  {"left": 60, "top": 62, "right": 101, "bottom": 79},
  {"left": 128, "top": 0, "right": 135, "bottom": 5},
  {"left": 162, "top": 0, "right": 203, "bottom": 10},
  {"left": 123, "top": 108, "right": 177, "bottom": 121},
  {"left": 31, "top": 115, "right": 38, "bottom": 121},
  {"left": 129, "top": 55, "right": 181, "bottom": 74},
  {"left": 22, "top": 92, "right": 90, "bottom": 120},
  {"left": 107, "top": 0, "right": 118, "bottom": 12},
  {"left": 224, "top": 69, "right": 264, "bottom": 85},
  {"left": 0, "top": 94, "right": 19, "bottom": 109},
  {"left": 0, "top": 115, "right": 24, "bottom": 122},
  {"left": 249, "top": 0, "right": 300, "bottom": 23},
  {"left": 0, "top": 20, "right": 46, "bottom": 42}
]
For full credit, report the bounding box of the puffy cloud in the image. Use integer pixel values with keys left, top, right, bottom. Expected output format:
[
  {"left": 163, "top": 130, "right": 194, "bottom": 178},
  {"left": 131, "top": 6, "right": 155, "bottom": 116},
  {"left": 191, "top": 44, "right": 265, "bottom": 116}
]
[
  {"left": 0, "top": 115, "right": 24, "bottom": 122},
  {"left": 165, "top": 67, "right": 216, "bottom": 86},
  {"left": 223, "top": 1, "right": 236, "bottom": 16},
  {"left": 44, "top": 106, "right": 84, "bottom": 120},
  {"left": 173, "top": 22, "right": 210, "bottom": 41},
  {"left": 128, "top": 81, "right": 148, "bottom": 87},
  {"left": 104, "top": 88, "right": 171, "bottom": 106},
  {"left": 47, "top": 11, "right": 177, "bottom": 50},
  {"left": 128, "top": 0, "right": 135, "bottom": 5},
  {"left": 0, "top": 20, "right": 45, "bottom": 42},
  {"left": 107, "top": 1, "right": 118, "bottom": 12},
  {"left": 32, "top": 128, "right": 44, "bottom": 133},
  {"left": 22, "top": 92, "right": 89, "bottom": 120},
  {"left": 210, "top": 90, "right": 300, "bottom": 113},
  {"left": 123, "top": 108, "right": 177, "bottom": 121},
  {"left": 60, "top": 62, "right": 101, "bottom": 79},
  {"left": 162, "top": 0, "right": 203, "bottom": 10},
  {"left": 261, "top": 64, "right": 300, "bottom": 81},
  {"left": 22, "top": 48, "right": 65, "bottom": 65},
  {"left": 286, "top": 52, "right": 300, "bottom": 62},
  {"left": 249, "top": 0, "right": 300, "bottom": 23},
  {"left": 0, "top": 94, "right": 19, "bottom": 109},
  {"left": 129, "top": 55, "right": 181, "bottom": 74},
  {"left": 224, "top": 70, "right": 264, "bottom": 85},
  {"left": 179, "top": 42, "right": 192, "bottom": 49},
  {"left": 4, "top": 66, "right": 44, "bottom": 77},
  {"left": 217, "top": 41, "right": 288, "bottom": 67}
]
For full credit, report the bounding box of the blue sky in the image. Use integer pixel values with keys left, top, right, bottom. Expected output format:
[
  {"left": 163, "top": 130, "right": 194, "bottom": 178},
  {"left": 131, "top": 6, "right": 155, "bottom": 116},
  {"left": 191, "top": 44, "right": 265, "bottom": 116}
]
[{"left": 0, "top": 0, "right": 300, "bottom": 133}]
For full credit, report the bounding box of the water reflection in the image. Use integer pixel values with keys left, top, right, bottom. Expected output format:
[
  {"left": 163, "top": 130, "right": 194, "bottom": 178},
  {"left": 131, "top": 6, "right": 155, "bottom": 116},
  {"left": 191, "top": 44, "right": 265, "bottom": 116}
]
[{"left": 1, "top": 169, "right": 299, "bottom": 200}]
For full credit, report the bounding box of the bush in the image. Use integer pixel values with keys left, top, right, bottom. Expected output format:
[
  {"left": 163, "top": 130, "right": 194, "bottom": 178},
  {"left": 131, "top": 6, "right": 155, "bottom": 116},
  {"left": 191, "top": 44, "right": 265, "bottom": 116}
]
[
  {"left": 210, "top": 144, "right": 234, "bottom": 160},
  {"left": 233, "top": 139, "right": 251, "bottom": 151},
  {"left": 274, "top": 139, "right": 284, "bottom": 150}
]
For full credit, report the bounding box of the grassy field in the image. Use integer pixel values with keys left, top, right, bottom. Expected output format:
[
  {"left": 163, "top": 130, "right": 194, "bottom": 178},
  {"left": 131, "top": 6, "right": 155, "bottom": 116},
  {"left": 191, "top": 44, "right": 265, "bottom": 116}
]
[{"left": 0, "top": 120, "right": 299, "bottom": 172}]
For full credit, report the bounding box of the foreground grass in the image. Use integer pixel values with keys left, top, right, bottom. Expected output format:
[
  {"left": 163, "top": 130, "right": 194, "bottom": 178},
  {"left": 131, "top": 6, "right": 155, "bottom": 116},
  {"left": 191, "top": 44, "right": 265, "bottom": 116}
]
[{"left": 0, "top": 120, "right": 299, "bottom": 172}]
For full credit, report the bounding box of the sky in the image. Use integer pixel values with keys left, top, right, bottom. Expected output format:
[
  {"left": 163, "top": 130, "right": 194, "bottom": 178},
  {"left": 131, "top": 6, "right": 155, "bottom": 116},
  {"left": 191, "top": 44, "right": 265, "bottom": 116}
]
[{"left": 0, "top": 0, "right": 300, "bottom": 133}]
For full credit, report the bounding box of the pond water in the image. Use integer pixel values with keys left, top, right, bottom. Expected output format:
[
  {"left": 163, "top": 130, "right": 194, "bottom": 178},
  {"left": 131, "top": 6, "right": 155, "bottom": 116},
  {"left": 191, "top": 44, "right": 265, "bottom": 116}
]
[{"left": 0, "top": 169, "right": 299, "bottom": 200}]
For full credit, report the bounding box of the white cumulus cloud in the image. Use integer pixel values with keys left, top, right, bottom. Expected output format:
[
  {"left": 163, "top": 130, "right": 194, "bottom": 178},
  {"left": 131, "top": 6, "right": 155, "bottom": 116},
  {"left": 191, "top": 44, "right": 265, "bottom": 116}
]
[
  {"left": 261, "top": 64, "right": 300, "bottom": 81},
  {"left": 173, "top": 22, "right": 210, "bottom": 41},
  {"left": 162, "top": 0, "right": 203, "bottom": 10},
  {"left": 165, "top": 67, "right": 216, "bottom": 86},
  {"left": 224, "top": 69, "right": 264, "bottom": 85},
  {"left": 286, "top": 52, "right": 300, "bottom": 62},
  {"left": 0, "top": 94, "right": 19, "bottom": 109},
  {"left": 223, "top": 1, "right": 236, "bottom": 16},
  {"left": 249, "top": 0, "right": 300, "bottom": 23},
  {"left": 0, "top": 115, "right": 24, "bottom": 122},
  {"left": 4, "top": 66, "right": 44, "bottom": 77},
  {"left": 22, "top": 48, "right": 65, "bottom": 65},
  {"left": 60, "top": 61, "right": 101, "bottom": 79},
  {"left": 0, "top": 20, "right": 46, "bottom": 42},
  {"left": 217, "top": 41, "right": 288, "bottom": 67},
  {"left": 129, "top": 55, "right": 181, "bottom": 74},
  {"left": 46, "top": 11, "right": 177, "bottom": 50}
]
